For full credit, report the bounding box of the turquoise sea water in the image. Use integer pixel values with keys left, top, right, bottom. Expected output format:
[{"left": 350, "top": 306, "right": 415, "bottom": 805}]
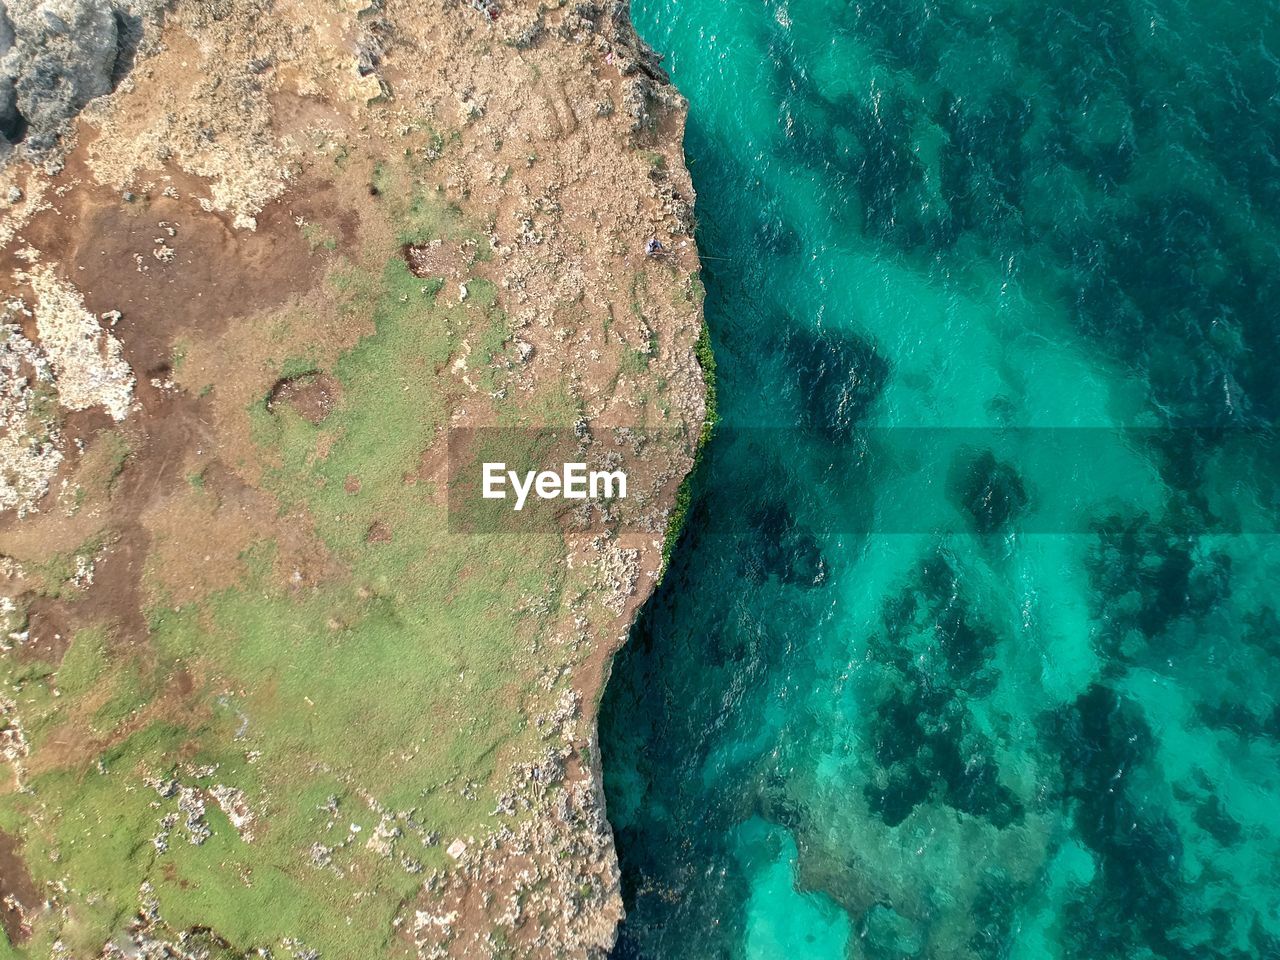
[{"left": 598, "top": 1, "right": 1280, "bottom": 957}]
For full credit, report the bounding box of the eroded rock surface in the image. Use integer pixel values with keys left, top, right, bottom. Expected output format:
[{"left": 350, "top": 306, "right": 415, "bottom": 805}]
[{"left": 0, "top": 0, "right": 155, "bottom": 161}]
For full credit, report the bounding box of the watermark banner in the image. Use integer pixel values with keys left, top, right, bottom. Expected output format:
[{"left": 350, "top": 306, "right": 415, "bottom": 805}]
[
  {"left": 446, "top": 425, "right": 691, "bottom": 534},
  {"left": 447, "top": 426, "right": 1280, "bottom": 535}
]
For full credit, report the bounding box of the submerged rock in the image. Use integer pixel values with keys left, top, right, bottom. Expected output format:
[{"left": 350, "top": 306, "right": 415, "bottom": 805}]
[
  {"left": 741, "top": 500, "right": 827, "bottom": 587},
  {"left": 788, "top": 327, "right": 889, "bottom": 440},
  {"left": 953, "top": 449, "right": 1029, "bottom": 533},
  {"left": 860, "top": 904, "right": 924, "bottom": 959}
]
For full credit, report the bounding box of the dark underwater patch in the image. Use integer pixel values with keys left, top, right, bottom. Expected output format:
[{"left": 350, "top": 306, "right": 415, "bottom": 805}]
[
  {"left": 1062, "top": 191, "right": 1277, "bottom": 427},
  {"left": 967, "top": 879, "right": 1020, "bottom": 960},
  {"left": 863, "top": 554, "right": 1019, "bottom": 828},
  {"left": 951, "top": 449, "right": 1030, "bottom": 534},
  {"left": 939, "top": 91, "right": 1033, "bottom": 240},
  {"left": 1051, "top": 685, "right": 1200, "bottom": 958},
  {"left": 864, "top": 682, "right": 1022, "bottom": 828},
  {"left": 741, "top": 501, "right": 827, "bottom": 587},
  {"left": 787, "top": 327, "right": 890, "bottom": 441},
  {"left": 859, "top": 903, "right": 925, "bottom": 959},
  {"left": 873, "top": 554, "right": 1001, "bottom": 685},
  {"left": 1086, "top": 512, "right": 1231, "bottom": 657}
]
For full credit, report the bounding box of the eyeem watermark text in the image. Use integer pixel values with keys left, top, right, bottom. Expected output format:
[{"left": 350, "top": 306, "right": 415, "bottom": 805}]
[{"left": 482, "top": 462, "right": 627, "bottom": 511}]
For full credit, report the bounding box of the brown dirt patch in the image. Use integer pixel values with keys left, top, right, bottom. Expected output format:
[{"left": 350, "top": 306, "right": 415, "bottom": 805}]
[
  {"left": 0, "top": 829, "right": 37, "bottom": 945},
  {"left": 0, "top": 513, "right": 148, "bottom": 670},
  {"left": 0, "top": 406, "right": 117, "bottom": 547},
  {"left": 364, "top": 520, "right": 392, "bottom": 543},
  {"left": 402, "top": 241, "right": 465, "bottom": 279},
  {"left": 410, "top": 433, "right": 449, "bottom": 504},
  {"left": 29, "top": 662, "right": 212, "bottom": 776},
  {"left": 266, "top": 372, "right": 339, "bottom": 425},
  {"left": 0, "top": 129, "right": 360, "bottom": 654},
  {"left": 15, "top": 598, "right": 74, "bottom": 665},
  {"left": 4, "top": 167, "right": 325, "bottom": 364},
  {"left": 143, "top": 459, "right": 341, "bottom": 603}
]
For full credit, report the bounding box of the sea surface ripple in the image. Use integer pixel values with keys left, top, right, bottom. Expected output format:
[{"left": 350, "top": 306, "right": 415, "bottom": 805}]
[{"left": 600, "top": 1, "right": 1280, "bottom": 957}]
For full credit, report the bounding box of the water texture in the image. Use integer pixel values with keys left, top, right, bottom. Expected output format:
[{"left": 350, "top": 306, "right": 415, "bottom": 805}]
[{"left": 598, "top": 1, "right": 1280, "bottom": 957}]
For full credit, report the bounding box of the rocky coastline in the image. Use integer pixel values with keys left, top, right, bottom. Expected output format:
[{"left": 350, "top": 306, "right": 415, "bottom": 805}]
[{"left": 0, "top": 0, "right": 705, "bottom": 956}]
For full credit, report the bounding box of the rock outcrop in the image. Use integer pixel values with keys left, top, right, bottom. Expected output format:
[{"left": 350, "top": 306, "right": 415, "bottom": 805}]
[
  {"left": 0, "top": 0, "right": 706, "bottom": 956},
  {"left": 0, "top": 0, "right": 151, "bottom": 161}
]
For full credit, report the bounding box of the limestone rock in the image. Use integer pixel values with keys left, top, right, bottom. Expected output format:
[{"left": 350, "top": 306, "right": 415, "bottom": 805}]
[{"left": 0, "top": 0, "right": 143, "bottom": 159}]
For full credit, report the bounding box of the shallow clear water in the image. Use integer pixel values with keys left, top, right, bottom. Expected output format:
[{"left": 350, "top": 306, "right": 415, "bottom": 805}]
[{"left": 598, "top": 1, "right": 1280, "bottom": 957}]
